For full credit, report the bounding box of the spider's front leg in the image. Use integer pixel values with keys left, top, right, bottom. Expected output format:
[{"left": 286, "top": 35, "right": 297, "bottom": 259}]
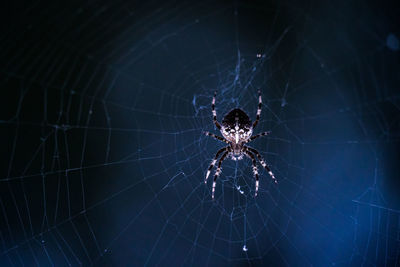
[
  {"left": 244, "top": 150, "right": 260, "bottom": 196},
  {"left": 205, "top": 146, "right": 229, "bottom": 183},
  {"left": 212, "top": 150, "right": 229, "bottom": 199},
  {"left": 245, "top": 146, "right": 277, "bottom": 184}
]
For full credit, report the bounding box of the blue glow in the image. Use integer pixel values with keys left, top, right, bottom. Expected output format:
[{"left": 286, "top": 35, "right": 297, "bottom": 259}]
[
  {"left": 0, "top": 1, "right": 399, "bottom": 266},
  {"left": 387, "top": 33, "right": 399, "bottom": 51}
]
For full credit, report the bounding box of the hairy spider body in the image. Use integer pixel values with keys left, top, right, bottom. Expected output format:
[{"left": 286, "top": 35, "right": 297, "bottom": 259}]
[
  {"left": 221, "top": 108, "right": 252, "bottom": 156},
  {"left": 205, "top": 91, "right": 277, "bottom": 199}
]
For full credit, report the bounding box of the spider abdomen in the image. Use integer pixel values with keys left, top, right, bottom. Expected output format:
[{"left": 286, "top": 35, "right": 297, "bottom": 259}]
[
  {"left": 221, "top": 108, "right": 253, "bottom": 144},
  {"left": 222, "top": 108, "right": 251, "bottom": 128}
]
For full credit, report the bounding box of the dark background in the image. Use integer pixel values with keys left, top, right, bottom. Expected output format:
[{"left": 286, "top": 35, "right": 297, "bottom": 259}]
[{"left": 0, "top": 0, "right": 399, "bottom": 266}]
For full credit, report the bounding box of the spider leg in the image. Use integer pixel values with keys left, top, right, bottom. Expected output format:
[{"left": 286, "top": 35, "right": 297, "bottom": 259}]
[
  {"left": 204, "top": 131, "right": 229, "bottom": 144},
  {"left": 205, "top": 146, "right": 229, "bottom": 183},
  {"left": 252, "top": 90, "right": 262, "bottom": 129},
  {"left": 212, "top": 91, "right": 222, "bottom": 130},
  {"left": 212, "top": 150, "right": 229, "bottom": 199},
  {"left": 244, "top": 150, "right": 260, "bottom": 196},
  {"left": 246, "top": 131, "right": 271, "bottom": 143},
  {"left": 245, "top": 146, "right": 277, "bottom": 184}
]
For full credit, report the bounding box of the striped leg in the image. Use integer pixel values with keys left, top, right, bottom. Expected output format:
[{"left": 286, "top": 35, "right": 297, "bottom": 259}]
[
  {"left": 246, "top": 131, "right": 271, "bottom": 143},
  {"left": 252, "top": 90, "right": 262, "bottom": 129},
  {"left": 205, "top": 147, "right": 229, "bottom": 183},
  {"left": 246, "top": 146, "right": 277, "bottom": 184},
  {"left": 244, "top": 151, "right": 260, "bottom": 196},
  {"left": 212, "top": 91, "right": 222, "bottom": 130},
  {"left": 212, "top": 151, "right": 229, "bottom": 199},
  {"left": 204, "top": 131, "right": 228, "bottom": 144}
]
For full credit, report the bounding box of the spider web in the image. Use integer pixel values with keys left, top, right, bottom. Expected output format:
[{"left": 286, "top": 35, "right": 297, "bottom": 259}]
[{"left": 1, "top": 0, "right": 399, "bottom": 266}]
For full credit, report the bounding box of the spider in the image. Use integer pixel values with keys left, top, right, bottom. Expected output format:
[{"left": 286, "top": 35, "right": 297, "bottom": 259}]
[{"left": 204, "top": 91, "right": 277, "bottom": 199}]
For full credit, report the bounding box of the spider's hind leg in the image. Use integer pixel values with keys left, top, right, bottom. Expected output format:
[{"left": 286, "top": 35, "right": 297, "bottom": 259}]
[
  {"left": 212, "top": 91, "right": 222, "bottom": 130},
  {"left": 252, "top": 90, "right": 262, "bottom": 129}
]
